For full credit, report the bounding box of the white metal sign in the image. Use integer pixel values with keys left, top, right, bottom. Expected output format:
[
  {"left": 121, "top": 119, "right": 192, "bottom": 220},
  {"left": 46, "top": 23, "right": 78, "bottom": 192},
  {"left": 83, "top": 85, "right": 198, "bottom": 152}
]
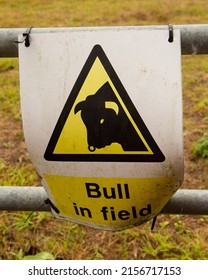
[{"left": 19, "top": 27, "right": 183, "bottom": 230}]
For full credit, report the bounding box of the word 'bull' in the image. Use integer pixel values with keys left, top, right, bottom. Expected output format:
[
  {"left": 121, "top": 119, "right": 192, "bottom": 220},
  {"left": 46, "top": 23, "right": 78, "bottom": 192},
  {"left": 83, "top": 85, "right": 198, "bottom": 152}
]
[{"left": 74, "top": 81, "right": 147, "bottom": 152}]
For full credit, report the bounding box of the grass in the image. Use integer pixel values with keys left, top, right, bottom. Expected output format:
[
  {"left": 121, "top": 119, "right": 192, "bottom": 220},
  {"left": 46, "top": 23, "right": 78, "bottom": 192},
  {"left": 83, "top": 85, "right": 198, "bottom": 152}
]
[
  {"left": 1, "top": 213, "right": 208, "bottom": 260},
  {"left": 193, "top": 133, "right": 208, "bottom": 160},
  {"left": 0, "top": 0, "right": 208, "bottom": 260},
  {"left": 0, "top": 160, "right": 39, "bottom": 186},
  {"left": 0, "top": 59, "right": 20, "bottom": 119}
]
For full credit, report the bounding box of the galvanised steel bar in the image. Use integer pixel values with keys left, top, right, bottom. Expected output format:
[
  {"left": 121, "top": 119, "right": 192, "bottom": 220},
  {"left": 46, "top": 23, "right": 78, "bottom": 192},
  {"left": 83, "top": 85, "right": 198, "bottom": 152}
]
[
  {"left": 0, "top": 25, "right": 207, "bottom": 216},
  {"left": 1, "top": 24, "right": 208, "bottom": 57},
  {"left": 0, "top": 186, "right": 49, "bottom": 212},
  {"left": 0, "top": 187, "right": 208, "bottom": 215},
  {"left": 161, "top": 189, "right": 208, "bottom": 215}
]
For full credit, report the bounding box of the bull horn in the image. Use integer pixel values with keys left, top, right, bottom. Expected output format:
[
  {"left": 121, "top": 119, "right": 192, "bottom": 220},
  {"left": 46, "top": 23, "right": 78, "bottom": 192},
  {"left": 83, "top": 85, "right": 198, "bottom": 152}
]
[
  {"left": 74, "top": 101, "right": 85, "bottom": 114},
  {"left": 105, "top": 101, "right": 119, "bottom": 115}
]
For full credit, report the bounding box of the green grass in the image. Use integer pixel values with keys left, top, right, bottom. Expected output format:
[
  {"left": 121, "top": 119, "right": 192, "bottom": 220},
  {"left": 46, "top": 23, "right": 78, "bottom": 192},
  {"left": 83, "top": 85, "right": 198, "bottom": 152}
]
[
  {"left": 2, "top": 213, "right": 208, "bottom": 260},
  {"left": 0, "top": 59, "right": 20, "bottom": 119},
  {"left": 0, "top": 160, "right": 39, "bottom": 186},
  {"left": 193, "top": 133, "right": 208, "bottom": 160},
  {"left": 0, "top": 0, "right": 208, "bottom": 260}
]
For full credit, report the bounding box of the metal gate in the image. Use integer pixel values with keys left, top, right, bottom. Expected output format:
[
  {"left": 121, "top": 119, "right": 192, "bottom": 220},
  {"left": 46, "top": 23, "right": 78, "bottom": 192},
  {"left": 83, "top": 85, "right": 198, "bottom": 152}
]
[{"left": 0, "top": 24, "right": 208, "bottom": 215}]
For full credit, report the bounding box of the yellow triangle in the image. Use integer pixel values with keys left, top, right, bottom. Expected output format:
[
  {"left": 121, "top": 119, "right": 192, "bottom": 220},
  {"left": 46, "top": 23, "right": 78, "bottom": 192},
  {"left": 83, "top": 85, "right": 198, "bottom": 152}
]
[
  {"left": 44, "top": 45, "right": 165, "bottom": 162},
  {"left": 53, "top": 57, "right": 152, "bottom": 155}
]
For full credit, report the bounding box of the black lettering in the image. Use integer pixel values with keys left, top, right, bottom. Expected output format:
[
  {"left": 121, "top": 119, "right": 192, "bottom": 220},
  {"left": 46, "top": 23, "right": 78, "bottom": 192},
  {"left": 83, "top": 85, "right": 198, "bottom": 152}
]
[
  {"left": 118, "top": 210, "right": 130, "bottom": 220},
  {"left": 124, "top": 184, "right": 130, "bottom": 199},
  {"left": 100, "top": 204, "right": 152, "bottom": 221},
  {"left": 73, "top": 202, "right": 92, "bottom": 218},
  {"left": 73, "top": 202, "right": 79, "bottom": 215},
  {"left": 86, "top": 183, "right": 101, "bottom": 198},
  {"left": 139, "top": 204, "right": 152, "bottom": 216},
  {"left": 117, "top": 184, "right": 122, "bottom": 198},
  {"left": 103, "top": 187, "right": 116, "bottom": 199},
  {"left": 131, "top": 206, "right": 137, "bottom": 218},
  {"left": 100, "top": 206, "right": 108, "bottom": 220},
  {"left": 80, "top": 207, "right": 92, "bottom": 218},
  {"left": 110, "top": 206, "right": 116, "bottom": 220}
]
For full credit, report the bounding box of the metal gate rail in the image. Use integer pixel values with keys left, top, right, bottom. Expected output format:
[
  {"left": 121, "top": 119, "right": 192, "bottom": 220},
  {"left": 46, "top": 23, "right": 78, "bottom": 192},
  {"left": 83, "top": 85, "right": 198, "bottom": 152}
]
[
  {"left": 0, "top": 24, "right": 208, "bottom": 214},
  {"left": 1, "top": 24, "right": 208, "bottom": 57},
  {"left": 0, "top": 187, "right": 208, "bottom": 215}
]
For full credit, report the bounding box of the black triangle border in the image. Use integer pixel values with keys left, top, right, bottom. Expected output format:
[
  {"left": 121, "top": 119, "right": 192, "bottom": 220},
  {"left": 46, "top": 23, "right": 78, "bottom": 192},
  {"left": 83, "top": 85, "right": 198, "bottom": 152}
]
[{"left": 44, "top": 44, "right": 165, "bottom": 162}]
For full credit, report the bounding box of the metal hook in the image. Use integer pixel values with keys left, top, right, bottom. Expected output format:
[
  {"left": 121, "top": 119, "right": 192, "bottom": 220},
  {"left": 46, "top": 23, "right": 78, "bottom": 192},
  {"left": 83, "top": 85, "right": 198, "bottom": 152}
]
[
  {"left": 168, "top": 24, "right": 174, "bottom": 43},
  {"left": 14, "top": 27, "right": 33, "bottom": 47}
]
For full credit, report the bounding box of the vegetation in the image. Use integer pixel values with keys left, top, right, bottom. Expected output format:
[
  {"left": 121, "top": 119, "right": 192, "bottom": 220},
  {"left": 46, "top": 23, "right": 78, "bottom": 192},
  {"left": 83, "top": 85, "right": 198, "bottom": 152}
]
[
  {"left": 0, "top": 0, "right": 208, "bottom": 260},
  {"left": 193, "top": 133, "right": 208, "bottom": 160}
]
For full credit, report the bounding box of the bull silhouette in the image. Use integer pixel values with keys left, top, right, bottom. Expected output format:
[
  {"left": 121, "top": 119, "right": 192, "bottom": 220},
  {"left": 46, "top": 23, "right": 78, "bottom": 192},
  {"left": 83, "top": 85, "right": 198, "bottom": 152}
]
[{"left": 74, "top": 81, "right": 148, "bottom": 152}]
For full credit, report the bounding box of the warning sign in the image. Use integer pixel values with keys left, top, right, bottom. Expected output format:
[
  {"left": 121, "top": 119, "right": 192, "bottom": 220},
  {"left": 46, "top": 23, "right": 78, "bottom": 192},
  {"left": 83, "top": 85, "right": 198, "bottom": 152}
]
[
  {"left": 44, "top": 45, "right": 165, "bottom": 162},
  {"left": 19, "top": 28, "right": 184, "bottom": 230}
]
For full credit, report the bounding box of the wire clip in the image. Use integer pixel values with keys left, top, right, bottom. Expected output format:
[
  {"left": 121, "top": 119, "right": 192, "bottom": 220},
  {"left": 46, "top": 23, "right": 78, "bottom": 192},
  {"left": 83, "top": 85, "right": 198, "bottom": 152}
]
[
  {"left": 24, "top": 198, "right": 60, "bottom": 223},
  {"left": 14, "top": 27, "right": 33, "bottom": 47},
  {"left": 44, "top": 198, "right": 60, "bottom": 214},
  {"left": 151, "top": 215, "right": 158, "bottom": 230},
  {"left": 168, "top": 24, "right": 174, "bottom": 43}
]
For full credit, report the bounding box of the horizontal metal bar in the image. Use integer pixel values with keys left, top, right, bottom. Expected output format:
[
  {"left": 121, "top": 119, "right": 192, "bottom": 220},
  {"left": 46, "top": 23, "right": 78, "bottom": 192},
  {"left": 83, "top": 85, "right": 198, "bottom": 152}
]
[
  {"left": 0, "top": 186, "right": 208, "bottom": 215},
  {"left": 0, "top": 186, "right": 49, "bottom": 211},
  {"left": 161, "top": 189, "right": 208, "bottom": 215},
  {"left": 1, "top": 24, "right": 208, "bottom": 57}
]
